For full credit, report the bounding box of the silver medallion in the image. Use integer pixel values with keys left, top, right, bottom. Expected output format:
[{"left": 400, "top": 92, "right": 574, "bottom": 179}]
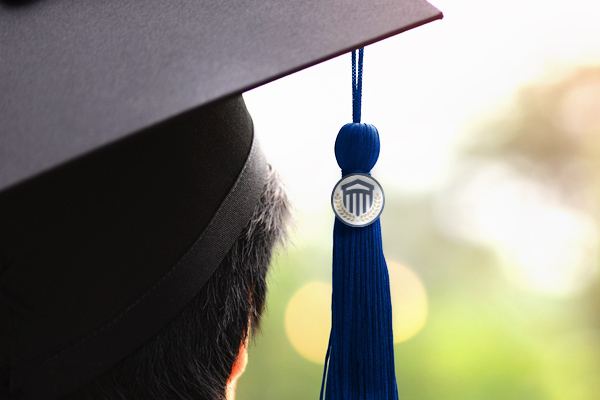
[{"left": 331, "top": 173, "right": 384, "bottom": 227}]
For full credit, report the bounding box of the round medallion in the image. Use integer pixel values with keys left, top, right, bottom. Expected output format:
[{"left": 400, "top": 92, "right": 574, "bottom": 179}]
[{"left": 331, "top": 173, "right": 384, "bottom": 227}]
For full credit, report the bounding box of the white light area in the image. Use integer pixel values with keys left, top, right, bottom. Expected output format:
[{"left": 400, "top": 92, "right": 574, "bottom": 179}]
[
  {"left": 244, "top": 0, "right": 600, "bottom": 244},
  {"left": 436, "top": 161, "right": 599, "bottom": 297}
]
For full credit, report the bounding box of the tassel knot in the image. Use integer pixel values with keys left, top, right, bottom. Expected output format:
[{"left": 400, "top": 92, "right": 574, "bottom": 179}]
[{"left": 334, "top": 123, "right": 380, "bottom": 175}]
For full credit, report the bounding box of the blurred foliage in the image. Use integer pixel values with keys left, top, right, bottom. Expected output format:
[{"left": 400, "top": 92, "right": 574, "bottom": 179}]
[{"left": 470, "top": 67, "right": 600, "bottom": 218}]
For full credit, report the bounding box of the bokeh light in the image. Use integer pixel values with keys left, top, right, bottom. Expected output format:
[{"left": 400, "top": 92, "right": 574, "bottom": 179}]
[
  {"left": 388, "top": 261, "right": 428, "bottom": 343},
  {"left": 283, "top": 263, "right": 428, "bottom": 365},
  {"left": 284, "top": 281, "right": 331, "bottom": 364}
]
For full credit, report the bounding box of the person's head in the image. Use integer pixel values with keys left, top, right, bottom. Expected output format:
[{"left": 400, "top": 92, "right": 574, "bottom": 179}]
[
  {"left": 67, "top": 165, "right": 290, "bottom": 400},
  {"left": 0, "top": 95, "right": 289, "bottom": 399}
]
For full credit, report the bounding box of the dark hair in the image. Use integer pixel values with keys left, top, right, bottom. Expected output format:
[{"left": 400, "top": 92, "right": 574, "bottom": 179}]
[{"left": 66, "top": 166, "right": 289, "bottom": 400}]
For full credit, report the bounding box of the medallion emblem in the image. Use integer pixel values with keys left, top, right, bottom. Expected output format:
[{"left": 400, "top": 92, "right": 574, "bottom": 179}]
[{"left": 331, "top": 173, "right": 384, "bottom": 227}]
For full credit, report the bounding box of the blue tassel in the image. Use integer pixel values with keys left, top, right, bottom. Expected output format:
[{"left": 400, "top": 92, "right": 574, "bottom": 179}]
[{"left": 320, "top": 122, "right": 398, "bottom": 399}]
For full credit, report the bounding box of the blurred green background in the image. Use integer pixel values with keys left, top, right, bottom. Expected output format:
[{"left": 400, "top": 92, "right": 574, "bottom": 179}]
[{"left": 240, "top": 1, "right": 600, "bottom": 398}]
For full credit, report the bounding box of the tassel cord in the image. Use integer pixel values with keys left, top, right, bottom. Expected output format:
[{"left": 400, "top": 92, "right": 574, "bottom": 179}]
[{"left": 352, "top": 48, "right": 364, "bottom": 124}]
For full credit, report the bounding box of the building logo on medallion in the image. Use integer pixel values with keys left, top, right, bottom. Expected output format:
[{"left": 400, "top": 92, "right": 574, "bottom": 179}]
[{"left": 331, "top": 173, "right": 384, "bottom": 227}]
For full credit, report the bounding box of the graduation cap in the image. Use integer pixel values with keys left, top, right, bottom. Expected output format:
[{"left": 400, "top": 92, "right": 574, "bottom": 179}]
[{"left": 0, "top": 1, "right": 442, "bottom": 399}]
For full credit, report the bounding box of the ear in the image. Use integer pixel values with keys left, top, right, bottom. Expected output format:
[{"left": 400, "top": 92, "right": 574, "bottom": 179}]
[{"left": 229, "top": 336, "right": 249, "bottom": 384}]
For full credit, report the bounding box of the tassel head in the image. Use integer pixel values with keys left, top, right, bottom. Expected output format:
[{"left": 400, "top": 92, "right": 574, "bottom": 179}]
[
  {"left": 331, "top": 124, "right": 385, "bottom": 229},
  {"left": 334, "top": 123, "right": 380, "bottom": 175}
]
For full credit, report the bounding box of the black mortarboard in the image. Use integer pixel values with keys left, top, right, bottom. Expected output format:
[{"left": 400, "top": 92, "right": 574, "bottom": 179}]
[{"left": 0, "top": 1, "right": 441, "bottom": 399}]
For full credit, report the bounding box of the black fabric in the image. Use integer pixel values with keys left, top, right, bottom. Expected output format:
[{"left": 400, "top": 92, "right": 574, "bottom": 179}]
[
  {"left": 0, "top": 0, "right": 442, "bottom": 192},
  {"left": 0, "top": 95, "right": 266, "bottom": 399}
]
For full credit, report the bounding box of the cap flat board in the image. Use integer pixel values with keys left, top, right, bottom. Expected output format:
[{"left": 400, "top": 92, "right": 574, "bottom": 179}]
[{"left": 0, "top": 0, "right": 442, "bottom": 193}]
